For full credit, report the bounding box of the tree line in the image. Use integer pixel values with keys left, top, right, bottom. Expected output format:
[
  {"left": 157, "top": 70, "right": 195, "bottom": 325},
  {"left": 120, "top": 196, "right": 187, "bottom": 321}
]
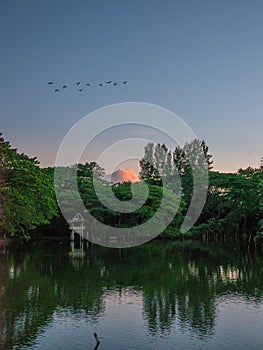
[
  {"left": 0, "top": 133, "right": 262, "bottom": 242},
  {"left": 140, "top": 141, "right": 263, "bottom": 241}
]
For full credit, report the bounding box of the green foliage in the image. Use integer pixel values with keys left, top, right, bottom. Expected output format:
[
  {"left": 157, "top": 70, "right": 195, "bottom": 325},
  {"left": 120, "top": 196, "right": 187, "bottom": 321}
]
[
  {"left": 139, "top": 142, "right": 156, "bottom": 183},
  {"left": 1, "top": 132, "right": 262, "bottom": 242},
  {"left": 140, "top": 139, "right": 212, "bottom": 204},
  {"left": 258, "top": 219, "right": 263, "bottom": 235},
  {"left": 79, "top": 178, "right": 184, "bottom": 233},
  {"left": 2, "top": 240, "right": 263, "bottom": 348},
  {"left": 0, "top": 134, "right": 6, "bottom": 238},
  {"left": 139, "top": 140, "right": 262, "bottom": 239},
  {"left": 196, "top": 168, "right": 263, "bottom": 237},
  {"left": 77, "top": 161, "right": 105, "bottom": 181},
  {"left": 53, "top": 163, "right": 184, "bottom": 238},
  {"left": 0, "top": 133, "right": 58, "bottom": 240}
]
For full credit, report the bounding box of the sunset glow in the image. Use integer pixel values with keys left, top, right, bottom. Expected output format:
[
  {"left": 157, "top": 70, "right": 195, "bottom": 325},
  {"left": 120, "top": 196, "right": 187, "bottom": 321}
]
[{"left": 111, "top": 168, "right": 140, "bottom": 183}]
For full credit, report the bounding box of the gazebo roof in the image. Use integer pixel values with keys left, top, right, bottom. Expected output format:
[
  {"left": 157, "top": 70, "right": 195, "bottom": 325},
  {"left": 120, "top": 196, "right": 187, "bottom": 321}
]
[{"left": 69, "top": 212, "right": 85, "bottom": 223}]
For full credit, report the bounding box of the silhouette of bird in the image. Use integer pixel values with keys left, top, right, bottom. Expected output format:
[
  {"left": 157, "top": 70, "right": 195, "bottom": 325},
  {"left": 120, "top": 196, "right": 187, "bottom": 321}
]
[
  {"left": 93, "top": 333, "right": 100, "bottom": 345},
  {"left": 49, "top": 79, "right": 128, "bottom": 92}
]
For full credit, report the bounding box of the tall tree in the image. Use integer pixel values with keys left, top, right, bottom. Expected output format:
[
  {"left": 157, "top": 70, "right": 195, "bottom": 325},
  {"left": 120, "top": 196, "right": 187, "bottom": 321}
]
[
  {"left": 139, "top": 142, "right": 155, "bottom": 183},
  {"left": 140, "top": 139, "right": 213, "bottom": 187},
  {"left": 153, "top": 143, "right": 168, "bottom": 184},
  {"left": 0, "top": 133, "right": 58, "bottom": 240},
  {"left": 201, "top": 140, "right": 213, "bottom": 170},
  {"left": 173, "top": 146, "right": 188, "bottom": 176},
  {"left": 0, "top": 134, "right": 6, "bottom": 240}
]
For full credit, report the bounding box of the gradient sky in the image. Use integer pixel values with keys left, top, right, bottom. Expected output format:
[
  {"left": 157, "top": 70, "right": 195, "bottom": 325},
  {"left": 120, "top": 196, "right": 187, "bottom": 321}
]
[{"left": 1, "top": 0, "right": 262, "bottom": 173}]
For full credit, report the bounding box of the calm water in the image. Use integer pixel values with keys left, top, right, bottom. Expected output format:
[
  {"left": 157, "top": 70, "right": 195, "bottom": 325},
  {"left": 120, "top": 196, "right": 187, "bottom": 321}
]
[{"left": 0, "top": 240, "right": 263, "bottom": 350}]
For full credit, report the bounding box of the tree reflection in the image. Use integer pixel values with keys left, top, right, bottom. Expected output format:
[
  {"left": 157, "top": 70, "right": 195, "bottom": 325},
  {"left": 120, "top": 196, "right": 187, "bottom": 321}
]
[
  {"left": 140, "top": 241, "right": 263, "bottom": 336},
  {"left": 0, "top": 240, "right": 262, "bottom": 348},
  {"left": 0, "top": 243, "right": 106, "bottom": 349},
  {"left": 0, "top": 254, "right": 7, "bottom": 347}
]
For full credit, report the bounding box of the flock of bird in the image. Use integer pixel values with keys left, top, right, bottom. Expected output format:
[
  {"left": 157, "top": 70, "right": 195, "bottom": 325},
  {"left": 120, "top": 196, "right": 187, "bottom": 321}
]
[{"left": 48, "top": 80, "right": 127, "bottom": 92}]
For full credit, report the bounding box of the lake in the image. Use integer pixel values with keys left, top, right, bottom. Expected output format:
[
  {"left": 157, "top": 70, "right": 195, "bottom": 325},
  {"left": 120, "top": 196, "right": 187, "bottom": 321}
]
[{"left": 0, "top": 239, "right": 262, "bottom": 350}]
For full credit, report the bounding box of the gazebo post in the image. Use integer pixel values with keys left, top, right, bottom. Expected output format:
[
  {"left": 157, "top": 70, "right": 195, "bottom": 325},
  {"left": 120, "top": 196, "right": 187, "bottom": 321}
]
[{"left": 70, "top": 230, "right": 75, "bottom": 241}]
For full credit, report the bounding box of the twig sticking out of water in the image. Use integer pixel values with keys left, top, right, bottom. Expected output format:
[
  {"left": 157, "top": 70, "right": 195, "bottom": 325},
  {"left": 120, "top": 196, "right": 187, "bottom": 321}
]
[{"left": 93, "top": 333, "right": 100, "bottom": 345}]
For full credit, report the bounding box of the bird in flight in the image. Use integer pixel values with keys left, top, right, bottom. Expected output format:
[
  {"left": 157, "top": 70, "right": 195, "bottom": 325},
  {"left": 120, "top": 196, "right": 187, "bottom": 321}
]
[{"left": 49, "top": 79, "right": 128, "bottom": 93}]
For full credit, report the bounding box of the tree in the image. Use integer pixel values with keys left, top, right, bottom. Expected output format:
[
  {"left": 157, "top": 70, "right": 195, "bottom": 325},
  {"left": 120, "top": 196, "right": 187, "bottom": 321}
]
[
  {"left": 173, "top": 146, "right": 188, "bottom": 176},
  {"left": 153, "top": 143, "right": 168, "bottom": 184},
  {"left": 0, "top": 133, "right": 58, "bottom": 240},
  {"left": 77, "top": 162, "right": 105, "bottom": 182},
  {"left": 139, "top": 142, "right": 155, "bottom": 183},
  {"left": 180, "top": 139, "right": 212, "bottom": 207},
  {"left": 0, "top": 134, "right": 6, "bottom": 240},
  {"left": 140, "top": 139, "right": 212, "bottom": 188},
  {"left": 195, "top": 168, "right": 263, "bottom": 239}
]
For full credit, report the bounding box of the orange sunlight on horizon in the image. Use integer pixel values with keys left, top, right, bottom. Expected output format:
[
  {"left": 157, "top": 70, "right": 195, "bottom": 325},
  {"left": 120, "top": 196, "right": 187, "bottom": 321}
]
[{"left": 111, "top": 168, "right": 140, "bottom": 183}]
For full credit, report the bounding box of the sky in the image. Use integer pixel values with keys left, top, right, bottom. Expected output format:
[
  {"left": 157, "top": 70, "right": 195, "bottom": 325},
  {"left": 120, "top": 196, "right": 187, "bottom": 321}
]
[{"left": 0, "top": 0, "right": 262, "bottom": 173}]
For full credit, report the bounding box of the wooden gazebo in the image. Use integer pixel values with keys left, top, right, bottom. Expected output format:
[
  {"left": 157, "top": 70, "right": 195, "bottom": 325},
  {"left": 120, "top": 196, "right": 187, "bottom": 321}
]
[{"left": 69, "top": 212, "right": 86, "bottom": 241}]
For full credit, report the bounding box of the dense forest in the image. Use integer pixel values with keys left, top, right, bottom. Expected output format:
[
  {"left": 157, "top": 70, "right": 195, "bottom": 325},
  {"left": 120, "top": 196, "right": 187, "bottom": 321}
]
[{"left": 0, "top": 133, "right": 262, "bottom": 243}]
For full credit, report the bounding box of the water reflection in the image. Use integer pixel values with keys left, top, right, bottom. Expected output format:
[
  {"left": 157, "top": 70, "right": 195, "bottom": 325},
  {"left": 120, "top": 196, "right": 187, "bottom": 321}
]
[
  {"left": 0, "top": 254, "right": 7, "bottom": 347},
  {"left": 0, "top": 240, "right": 262, "bottom": 349}
]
